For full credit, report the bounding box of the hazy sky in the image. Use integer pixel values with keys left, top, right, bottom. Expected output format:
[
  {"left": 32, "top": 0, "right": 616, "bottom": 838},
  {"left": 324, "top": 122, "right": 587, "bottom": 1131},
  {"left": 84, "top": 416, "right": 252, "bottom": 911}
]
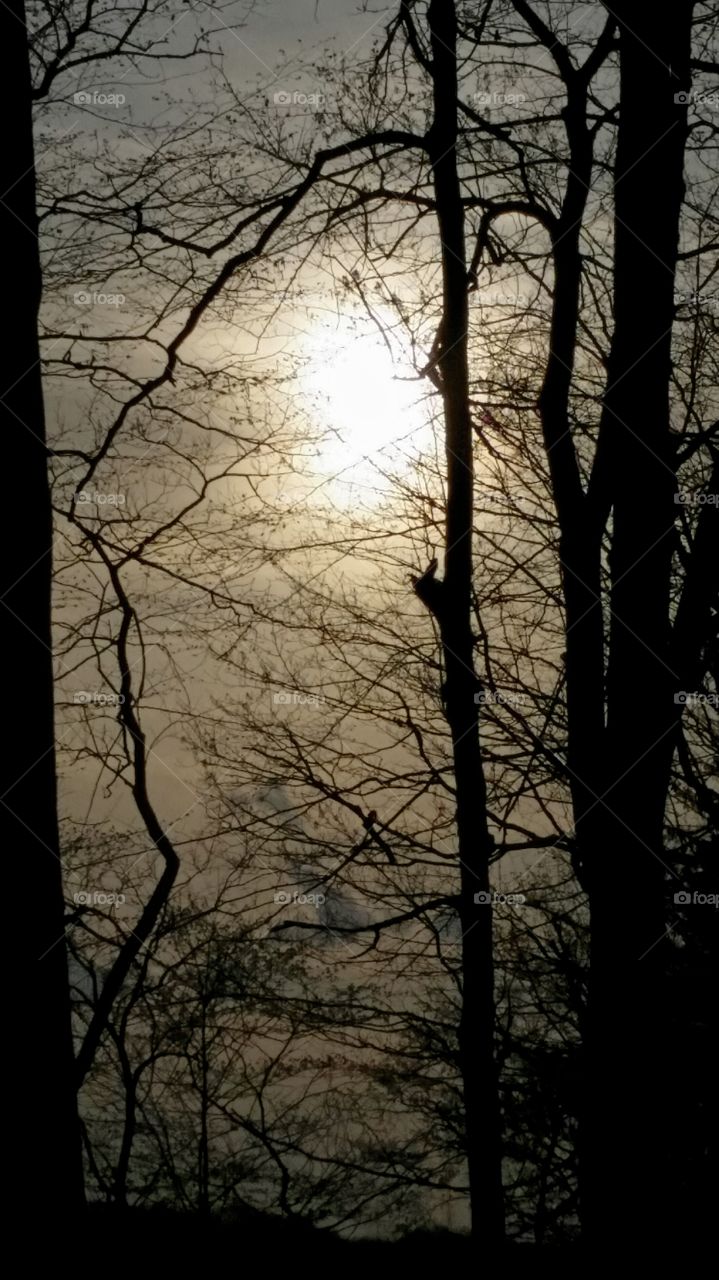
[{"left": 219, "top": 0, "right": 396, "bottom": 70}]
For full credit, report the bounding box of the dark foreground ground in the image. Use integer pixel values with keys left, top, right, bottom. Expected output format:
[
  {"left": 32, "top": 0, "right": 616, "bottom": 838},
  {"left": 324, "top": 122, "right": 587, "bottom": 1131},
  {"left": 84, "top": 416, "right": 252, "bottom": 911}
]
[
  {"left": 38, "top": 1202, "right": 704, "bottom": 1268},
  {"left": 67, "top": 1203, "right": 575, "bottom": 1265}
]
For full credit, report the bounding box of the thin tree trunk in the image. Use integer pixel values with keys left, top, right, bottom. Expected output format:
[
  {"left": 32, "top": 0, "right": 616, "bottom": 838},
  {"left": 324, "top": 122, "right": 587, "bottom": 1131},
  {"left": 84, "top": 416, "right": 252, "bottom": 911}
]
[
  {"left": 109, "top": 1028, "right": 138, "bottom": 1206},
  {"left": 198, "top": 1000, "right": 210, "bottom": 1216},
  {"left": 1, "top": 0, "right": 84, "bottom": 1218},
  {"left": 418, "top": 0, "right": 505, "bottom": 1246}
]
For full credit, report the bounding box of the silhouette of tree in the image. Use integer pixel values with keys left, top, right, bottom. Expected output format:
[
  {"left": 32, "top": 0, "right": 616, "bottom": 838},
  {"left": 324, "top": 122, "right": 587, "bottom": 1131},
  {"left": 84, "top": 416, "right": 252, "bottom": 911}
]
[{"left": 3, "top": 0, "right": 84, "bottom": 1218}]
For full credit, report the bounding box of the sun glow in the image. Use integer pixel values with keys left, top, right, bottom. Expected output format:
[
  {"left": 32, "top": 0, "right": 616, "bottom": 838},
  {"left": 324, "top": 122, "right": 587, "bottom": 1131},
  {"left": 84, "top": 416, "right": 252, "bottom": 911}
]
[{"left": 299, "top": 315, "right": 432, "bottom": 500}]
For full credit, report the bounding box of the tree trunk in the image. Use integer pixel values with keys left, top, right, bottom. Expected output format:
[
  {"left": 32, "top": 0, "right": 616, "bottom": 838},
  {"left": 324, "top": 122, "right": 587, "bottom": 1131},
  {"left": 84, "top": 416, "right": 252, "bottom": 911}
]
[
  {"left": 1, "top": 0, "right": 84, "bottom": 1219},
  {"left": 421, "top": 0, "right": 505, "bottom": 1246},
  {"left": 580, "top": 0, "right": 694, "bottom": 1249},
  {"left": 198, "top": 1000, "right": 211, "bottom": 1215}
]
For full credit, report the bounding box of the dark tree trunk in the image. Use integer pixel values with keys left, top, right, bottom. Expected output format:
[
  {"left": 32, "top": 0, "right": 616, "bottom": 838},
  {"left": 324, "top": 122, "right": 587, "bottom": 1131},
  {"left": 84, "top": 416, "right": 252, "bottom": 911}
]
[
  {"left": 1, "top": 0, "right": 84, "bottom": 1217},
  {"left": 580, "top": 1, "right": 695, "bottom": 1249},
  {"left": 197, "top": 1000, "right": 211, "bottom": 1216},
  {"left": 420, "top": 0, "right": 505, "bottom": 1246},
  {"left": 111, "top": 1030, "right": 138, "bottom": 1205}
]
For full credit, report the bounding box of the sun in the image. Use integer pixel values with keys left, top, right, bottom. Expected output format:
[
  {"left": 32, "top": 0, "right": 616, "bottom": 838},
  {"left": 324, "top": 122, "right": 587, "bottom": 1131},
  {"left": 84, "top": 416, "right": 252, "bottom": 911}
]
[{"left": 298, "top": 312, "right": 431, "bottom": 500}]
